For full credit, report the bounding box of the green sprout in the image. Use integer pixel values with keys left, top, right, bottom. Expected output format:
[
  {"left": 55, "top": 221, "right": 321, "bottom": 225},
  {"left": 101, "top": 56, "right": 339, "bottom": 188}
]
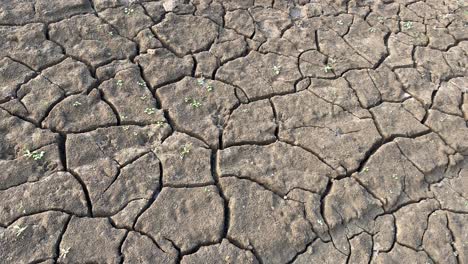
[
  {"left": 179, "top": 143, "right": 192, "bottom": 159},
  {"left": 337, "top": 20, "right": 344, "bottom": 25},
  {"left": 155, "top": 120, "right": 165, "bottom": 127},
  {"left": 363, "top": 167, "right": 369, "bottom": 173},
  {"left": 185, "top": 97, "right": 202, "bottom": 108},
  {"left": 60, "top": 247, "right": 71, "bottom": 259},
  {"left": 273, "top": 65, "right": 281, "bottom": 75},
  {"left": 197, "top": 77, "right": 206, "bottom": 86},
  {"left": 140, "top": 95, "right": 147, "bottom": 100},
  {"left": 324, "top": 64, "right": 333, "bottom": 73},
  {"left": 378, "top": 16, "right": 385, "bottom": 24},
  {"left": 72, "top": 101, "right": 82, "bottom": 107},
  {"left": 368, "top": 27, "right": 377, "bottom": 33},
  {"left": 403, "top": 21, "right": 413, "bottom": 30},
  {"left": 144, "top": 107, "right": 156, "bottom": 115},
  {"left": 24, "top": 149, "right": 45, "bottom": 160},
  {"left": 124, "top": 7, "right": 134, "bottom": 15},
  {"left": 12, "top": 225, "right": 27, "bottom": 237},
  {"left": 116, "top": 79, "right": 124, "bottom": 86},
  {"left": 137, "top": 80, "right": 146, "bottom": 87},
  {"left": 197, "top": 77, "right": 213, "bottom": 92}
]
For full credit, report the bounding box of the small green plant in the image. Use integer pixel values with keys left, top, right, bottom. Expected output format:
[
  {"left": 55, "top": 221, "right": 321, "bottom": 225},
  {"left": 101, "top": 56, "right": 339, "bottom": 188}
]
[
  {"left": 124, "top": 7, "right": 134, "bottom": 15},
  {"left": 185, "top": 97, "right": 202, "bottom": 108},
  {"left": 116, "top": 79, "right": 124, "bottom": 86},
  {"left": 144, "top": 107, "right": 156, "bottom": 115},
  {"left": 109, "top": 31, "right": 114, "bottom": 36},
  {"left": 392, "top": 174, "right": 399, "bottom": 180},
  {"left": 60, "top": 247, "right": 71, "bottom": 259},
  {"left": 179, "top": 143, "right": 192, "bottom": 159},
  {"left": 273, "top": 65, "right": 281, "bottom": 75},
  {"left": 155, "top": 120, "right": 165, "bottom": 127},
  {"left": 336, "top": 20, "right": 344, "bottom": 25},
  {"left": 72, "top": 101, "right": 82, "bottom": 107},
  {"left": 324, "top": 64, "right": 333, "bottom": 73},
  {"left": 140, "top": 95, "right": 147, "bottom": 100},
  {"left": 24, "top": 149, "right": 45, "bottom": 160},
  {"left": 363, "top": 167, "right": 369, "bottom": 173},
  {"left": 378, "top": 16, "right": 385, "bottom": 24},
  {"left": 403, "top": 21, "right": 413, "bottom": 30},
  {"left": 123, "top": 126, "right": 130, "bottom": 131},
  {"left": 197, "top": 77, "right": 213, "bottom": 92},
  {"left": 12, "top": 225, "right": 27, "bottom": 237},
  {"left": 368, "top": 27, "right": 377, "bottom": 33},
  {"left": 137, "top": 80, "right": 146, "bottom": 87}
]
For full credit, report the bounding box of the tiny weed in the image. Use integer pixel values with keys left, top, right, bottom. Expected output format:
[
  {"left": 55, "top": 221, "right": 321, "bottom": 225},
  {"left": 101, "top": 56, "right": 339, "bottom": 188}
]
[
  {"left": 124, "top": 7, "right": 134, "bottom": 15},
  {"left": 144, "top": 107, "right": 156, "bottom": 115},
  {"left": 116, "top": 79, "right": 124, "bottom": 86},
  {"left": 72, "top": 101, "right": 82, "bottom": 107},
  {"left": 140, "top": 95, "right": 147, "bottom": 100},
  {"left": 123, "top": 126, "right": 130, "bottom": 131},
  {"left": 109, "top": 31, "right": 114, "bottom": 36},
  {"left": 197, "top": 77, "right": 213, "bottom": 92},
  {"left": 205, "top": 84, "right": 213, "bottom": 92},
  {"left": 179, "top": 143, "right": 192, "bottom": 159},
  {"left": 363, "top": 167, "right": 369, "bottom": 173},
  {"left": 368, "top": 27, "right": 377, "bottom": 33},
  {"left": 137, "top": 80, "right": 146, "bottom": 87},
  {"left": 24, "top": 149, "right": 45, "bottom": 160},
  {"left": 273, "top": 65, "right": 281, "bottom": 75},
  {"left": 403, "top": 21, "right": 413, "bottom": 30},
  {"left": 392, "top": 174, "right": 399, "bottom": 180},
  {"left": 12, "top": 225, "right": 27, "bottom": 237},
  {"left": 378, "top": 16, "right": 385, "bottom": 23},
  {"left": 185, "top": 97, "right": 202, "bottom": 108},
  {"left": 324, "top": 64, "right": 333, "bottom": 73},
  {"left": 197, "top": 77, "right": 206, "bottom": 86},
  {"left": 60, "top": 247, "right": 71, "bottom": 259},
  {"left": 337, "top": 20, "right": 344, "bottom": 25},
  {"left": 155, "top": 120, "right": 165, "bottom": 127}
]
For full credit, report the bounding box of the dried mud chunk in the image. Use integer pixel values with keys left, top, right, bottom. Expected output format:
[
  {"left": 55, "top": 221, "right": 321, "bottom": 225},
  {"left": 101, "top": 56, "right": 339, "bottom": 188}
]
[
  {"left": 447, "top": 213, "right": 468, "bottom": 264},
  {"left": 432, "top": 77, "right": 466, "bottom": 117},
  {"left": 308, "top": 78, "right": 370, "bottom": 118},
  {"left": 0, "top": 57, "right": 35, "bottom": 103},
  {"left": 2, "top": 75, "right": 64, "bottom": 124},
  {"left": 0, "top": 211, "right": 69, "bottom": 264},
  {"left": 152, "top": 13, "right": 218, "bottom": 56},
  {"left": 0, "top": 144, "right": 62, "bottom": 190},
  {"left": 0, "top": 109, "right": 58, "bottom": 160},
  {"left": 395, "top": 68, "right": 438, "bottom": 106},
  {"left": 427, "top": 27, "right": 456, "bottom": 50},
  {"left": 217, "top": 51, "right": 301, "bottom": 100},
  {"left": 385, "top": 33, "right": 414, "bottom": 68},
  {"left": 0, "top": 23, "right": 64, "bottom": 71},
  {"left": 250, "top": 7, "right": 292, "bottom": 38},
  {"left": 59, "top": 217, "right": 126, "bottom": 263},
  {"left": 372, "top": 243, "right": 434, "bottom": 264},
  {"left": 0, "top": 1, "right": 35, "bottom": 24},
  {"left": 99, "top": 67, "right": 166, "bottom": 125},
  {"left": 354, "top": 142, "right": 430, "bottom": 211},
  {"left": 432, "top": 174, "right": 468, "bottom": 213},
  {"left": 394, "top": 199, "right": 440, "bottom": 249},
  {"left": 99, "top": 5, "right": 153, "bottom": 39},
  {"left": 423, "top": 211, "right": 457, "bottom": 264},
  {"left": 194, "top": 51, "right": 218, "bottom": 78},
  {"left": 323, "top": 177, "right": 383, "bottom": 230},
  {"left": 49, "top": 14, "right": 136, "bottom": 68},
  {"left": 293, "top": 240, "right": 347, "bottom": 264},
  {"left": 142, "top": 2, "right": 166, "bottom": 23},
  {"left": 223, "top": 100, "right": 276, "bottom": 147},
  {"left": 122, "top": 232, "right": 177, "bottom": 264},
  {"left": 155, "top": 132, "right": 213, "bottom": 187},
  {"left": 42, "top": 89, "right": 117, "bottom": 133},
  {"left": 272, "top": 91, "right": 381, "bottom": 173},
  {"left": 93, "top": 152, "right": 161, "bottom": 216},
  {"left": 425, "top": 109, "right": 468, "bottom": 155},
  {"left": 134, "top": 28, "right": 163, "bottom": 52},
  {"left": 35, "top": 0, "right": 93, "bottom": 23},
  {"left": 414, "top": 47, "right": 454, "bottom": 83},
  {"left": 135, "top": 186, "right": 224, "bottom": 253},
  {"left": 220, "top": 177, "right": 315, "bottom": 264},
  {"left": 370, "top": 102, "right": 429, "bottom": 139},
  {"left": 136, "top": 48, "right": 193, "bottom": 88},
  {"left": 344, "top": 17, "right": 388, "bottom": 65},
  {"left": 41, "top": 58, "right": 96, "bottom": 95},
  {"left": 317, "top": 29, "right": 372, "bottom": 76},
  {"left": 369, "top": 66, "right": 409, "bottom": 102},
  {"left": 218, "top": 142, "right": 333, "bottom": 195},
  {"left": 374, "top": 214, "right": 395, "bottom": 252},
  {"left": 157, "top": 77, "right": 238, "bottom": 148},
  {"left": 110, "top": 199, "right": 148, "bottom": 229},
  {"left": 349, "top": 233, "right": 373, "bottom": 264},
  {"left": 95, "top": 59, "right": 138, "bottom": 81},
  {"left": 344, "top": 69, "right": 381, "bottom": 108},
  {"left": 225, "top": 9, "right": 255, "bottom": 37},
  {"left": 181, "top": 239, "right": 259, "bottom": 264},
  {"left": 395, "top": 133, "right": 453, "bottom": 183},
  {"left": 0, "top": 172, "right": 88, "bottom": 226}
]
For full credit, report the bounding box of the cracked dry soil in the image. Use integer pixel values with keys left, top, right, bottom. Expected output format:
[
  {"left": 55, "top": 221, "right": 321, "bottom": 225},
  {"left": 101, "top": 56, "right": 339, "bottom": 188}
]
[{"left": 0, "top": 0, "right": 467, "bottom": 263}]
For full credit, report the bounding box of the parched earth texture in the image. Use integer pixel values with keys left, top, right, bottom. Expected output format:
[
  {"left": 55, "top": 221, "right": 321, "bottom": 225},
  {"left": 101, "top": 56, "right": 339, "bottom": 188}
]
[{"left": 0, "top": 0, "right": 467, "bottom": 263}]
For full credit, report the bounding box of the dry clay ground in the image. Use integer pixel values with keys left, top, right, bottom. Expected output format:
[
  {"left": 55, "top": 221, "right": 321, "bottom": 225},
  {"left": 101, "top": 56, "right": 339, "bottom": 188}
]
[{"left": 0, "top": 0, "right": 467, "bottom": 263}]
